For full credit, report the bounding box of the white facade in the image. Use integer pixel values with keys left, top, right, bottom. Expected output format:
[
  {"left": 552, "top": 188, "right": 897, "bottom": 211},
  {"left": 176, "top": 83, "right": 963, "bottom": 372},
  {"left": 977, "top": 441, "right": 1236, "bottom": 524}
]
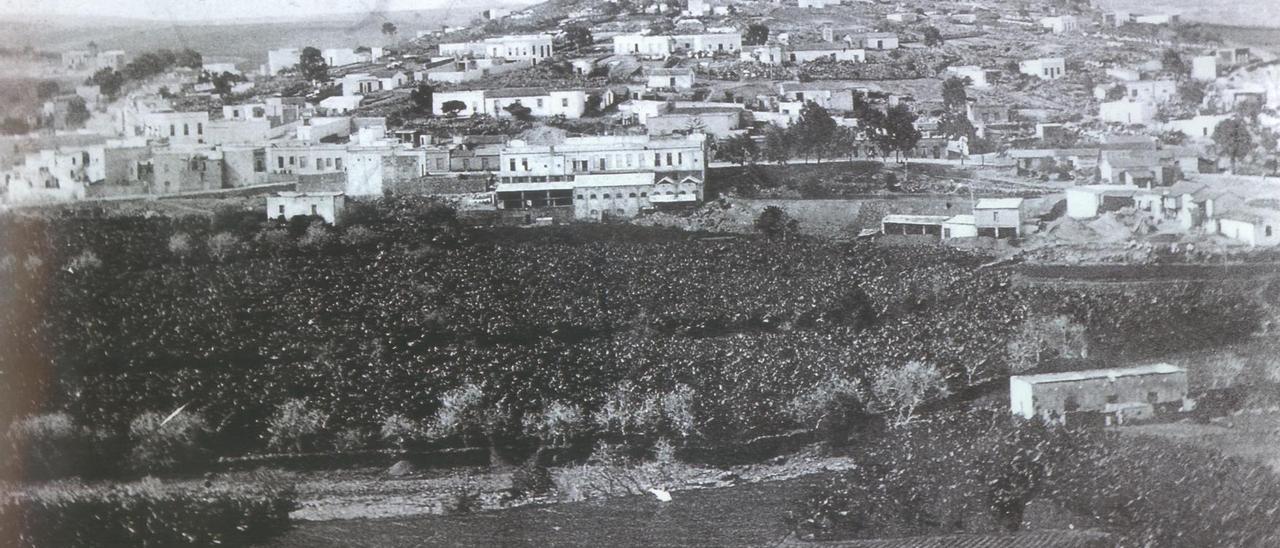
[
  {"left": 740, "top": 45, "right": 785, "bottom": 64},
  {"left": 798, "top": 0, "right": 839, "bottom": 7},
  {"left": 1020, "top": 57, "right": 1066, "bottom": 80},
  {"left": 266, "top": 192, "right": 346, "bottom": 224},
  {"left": 613, "top": 34, "right": 675, "bottom": 58},
  {"left": 647, "top": 69, "right": 695, "bottom": 90},
  {"left": 1040, "top": 15, "right": 1080, "bottom": 34},
  {"left": 440, "top": 34, "right": 553, "bottom": 64},
  {"left": 1100, "top": 99, "right": 1157, "bottom": 125},
  {"left": 319, "top": 96, "right": 364, "bottom": 114},
  {"left": 1161, "top": 114, "right": 1229, "bottom": 141},
  {"left": 142, "top": 111, "right": 210, "bottom": 145},
  {"left": 1191, "top": 55, "right": 1217, "bottom": 81},
  {"left": 787, "top": 47, "right": 865, "bottom": 63},
  {"left": 1065, "top": 185, "right": 1140, "bottom": 219},
  {"left": 434, "top": 88, "right": 595, "bottom": 119},
  {"left": 497, "top": 134, "right": 707, "bottom": 183},
  {"left": 1218, "top": 210, "right": 1280, "bottom": 246},
  {"left": 945, "top": 65, "right": 990, "bottom": 88},
  {"left": 1095, "top": 79, "right": 1177, "bottom": 104}
]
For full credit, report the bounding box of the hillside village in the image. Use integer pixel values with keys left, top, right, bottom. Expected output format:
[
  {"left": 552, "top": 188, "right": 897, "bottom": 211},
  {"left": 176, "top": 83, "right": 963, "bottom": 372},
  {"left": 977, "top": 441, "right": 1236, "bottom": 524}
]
[{"left": 2, "top": 0, "right": 1278, "bottom": 256}]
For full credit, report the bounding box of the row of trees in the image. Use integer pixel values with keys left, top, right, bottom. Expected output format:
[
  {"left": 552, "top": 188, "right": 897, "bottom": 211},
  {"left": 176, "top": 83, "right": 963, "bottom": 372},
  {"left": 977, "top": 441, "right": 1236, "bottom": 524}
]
[
  {"left": 717, "top": 99, "right": 927, "bottom": 166},
  {"left": 87, "top": 48, "right": 203, "bottom": 99}
]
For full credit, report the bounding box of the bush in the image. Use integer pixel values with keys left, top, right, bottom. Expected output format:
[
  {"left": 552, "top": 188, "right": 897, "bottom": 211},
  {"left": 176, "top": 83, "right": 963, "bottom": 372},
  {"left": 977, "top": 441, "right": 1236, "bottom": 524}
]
[
  {"left": 0, "top": 478, "right": 296, "bottom": 547},
  {"left": 593, "top": 381, "right": 660, "bottom": 439},
  {"left": 128, "top": 410, "right": 212, "bottom": 475},
  {"left": 298, "top": 222, "right": 335, "bottom": 249},
  {"left": 266, "top": 399, "right": 328, "bottom": 453},
  {"left": 521, "top": 401, "right": 585, "bottom": 446},
  {"left": 379, "top": 414, "right": 425, "bottom": 451},
  {"left": 5, "top": 413, "right": 89, "bottom": 481},
  {"left": 787, "top": 375, "right": 866, "bottom": 445},
  {"left": 340, "top": 225, "right": 379, "bottom": 247},
  {"left": 66, "top": 250, "right": 102, "bottom": 271},
  {"left": 206, "top": 232, "right": 239, "bottom": 262},
  {"left": 510, "top": 453, "right": 554, "bottom": 497},
  {"left": 167, "top": 232, "right": 194, "bottom": 258}
]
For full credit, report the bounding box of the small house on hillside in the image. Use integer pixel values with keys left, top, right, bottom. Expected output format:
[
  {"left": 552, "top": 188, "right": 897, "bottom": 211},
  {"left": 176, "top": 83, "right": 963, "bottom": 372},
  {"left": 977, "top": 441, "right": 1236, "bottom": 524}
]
[
  {"left": 974, "top": 198, "right": 1024, "bottom": 238},
  {"left": 1011, "top": 364, "right": 1190, "bottom": 426}
]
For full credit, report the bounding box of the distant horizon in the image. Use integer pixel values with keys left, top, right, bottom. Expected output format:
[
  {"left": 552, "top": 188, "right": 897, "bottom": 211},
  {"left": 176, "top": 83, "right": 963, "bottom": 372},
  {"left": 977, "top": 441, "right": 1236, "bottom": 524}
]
[{"left": 0, "top": 0, "right": 540, "bottom": 24}]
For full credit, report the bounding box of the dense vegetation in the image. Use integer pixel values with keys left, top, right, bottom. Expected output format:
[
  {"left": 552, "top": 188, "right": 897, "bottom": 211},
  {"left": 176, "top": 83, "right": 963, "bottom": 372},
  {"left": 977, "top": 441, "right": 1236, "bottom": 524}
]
[
  {"left": 0, "top": 478, "right": 295, "bottom": 547},
  {"left": 0, "top": 198, "right": 1263, "bottom": 474},
  {"left": 787, "top": 409, "right": 1280, "bottom": 547}
]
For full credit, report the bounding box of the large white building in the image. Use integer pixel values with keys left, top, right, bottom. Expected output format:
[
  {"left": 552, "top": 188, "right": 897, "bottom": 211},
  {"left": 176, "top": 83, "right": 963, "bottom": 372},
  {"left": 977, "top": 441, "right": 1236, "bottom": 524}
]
[
  {"left": 432, "top": 87, "right": 603, "bottom": 119},
  {"left": 613, "top": 32, "right": 741, "bottom": 58},
  {"left": 439, "top": 34, "right": 554, "bottom": 64},
  {"left": 494, "top": 134, "right": 708, "bottom": 220},
  {"left": 142, "top": 111, "right": 210, "bottom": 145}
]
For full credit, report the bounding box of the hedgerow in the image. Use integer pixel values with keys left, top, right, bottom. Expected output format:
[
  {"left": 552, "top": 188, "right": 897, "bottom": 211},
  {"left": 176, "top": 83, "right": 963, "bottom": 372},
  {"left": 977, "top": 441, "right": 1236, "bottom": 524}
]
[{"left": 0, "top": 478, "right": 296, "bottom": 547}]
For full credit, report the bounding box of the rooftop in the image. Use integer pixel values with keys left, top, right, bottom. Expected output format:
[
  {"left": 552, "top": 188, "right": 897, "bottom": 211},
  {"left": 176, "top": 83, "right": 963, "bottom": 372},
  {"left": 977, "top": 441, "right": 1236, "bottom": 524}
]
[
  {"left": 882, "top": 214, "right": 950, "bottom": 225},
  {"left": 944, "top": 214, "right": 976, "bottom": 225},
  {"left": 974, "top": 198, "right": 1025, "bottom": 209},
  {"left": 486, "top": 87, "right": 551, "bottom": 98},
  {"left": 1014, "top": 363, "right": 1184, "bottom": 385}
]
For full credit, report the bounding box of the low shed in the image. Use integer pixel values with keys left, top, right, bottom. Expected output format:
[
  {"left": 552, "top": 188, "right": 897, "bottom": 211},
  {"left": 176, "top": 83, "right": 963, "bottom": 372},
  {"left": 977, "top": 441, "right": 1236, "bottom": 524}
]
[
  {"left": 1011, "top": 364, "right": 1189, "bottom": 425},
  {"left": 881, "top": 214, "right": 949, "bottom": 237}
]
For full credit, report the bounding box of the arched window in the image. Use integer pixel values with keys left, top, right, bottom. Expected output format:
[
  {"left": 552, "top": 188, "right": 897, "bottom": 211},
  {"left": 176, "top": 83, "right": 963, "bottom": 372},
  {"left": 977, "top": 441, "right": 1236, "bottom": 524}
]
[{"left": 629, "top": 192, "right": 637, "bottom": 198}]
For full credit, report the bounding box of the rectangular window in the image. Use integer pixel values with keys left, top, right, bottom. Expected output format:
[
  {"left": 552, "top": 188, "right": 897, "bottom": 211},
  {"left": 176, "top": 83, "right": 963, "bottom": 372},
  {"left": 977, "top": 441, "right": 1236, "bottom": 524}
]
[
  {"left": 184, "top": 124, "right": 189, "bottom": 136},
  {"left": 335, "top": 158, "right": 343, "bottom": 170},
  {"left": 654, "top": 153, "right": 661, "bottom": 166},
  {"left": 677, "top": 152, "right": 683, "bottom": 165},
  {"left": 311, "top": 205, "right": 318, "bottom": 215},
  {"left": 510, "top": 159, "right": 516, "bottom": 171},
  {"left": 277, "top": 157, "right": 284, "bottom": 169},
  {"left": 170, "top": 125, "right": 175, "bottom": 137},
  {"left": 522, "top": 159, "right": 529, "bottom": 171},
  {"left": 562, "top": 98, "right": 569, "bottom": 107},
  {"left": 1106, "top": 395, "right": 1119, "bottom": 404},
  {"left": 536, "top": 98, "right": 544, "bottom": 108},
  {"left": 278, "top": 205, "right": 284, "bottom": 214},
  {"left": 197, "top": 123, "right": 203, "bottom": 135},
  {"left": 666, "top": 153, "right": 673, "bottom": 165},
  {"left": 289, "top": 156, "right": 296, "bottom": 166}
]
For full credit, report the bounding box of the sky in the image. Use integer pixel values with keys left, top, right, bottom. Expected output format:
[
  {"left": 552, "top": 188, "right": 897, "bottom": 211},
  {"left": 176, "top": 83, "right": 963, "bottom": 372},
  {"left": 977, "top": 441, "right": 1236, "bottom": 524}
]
[{"left": 0, "top": 0, "right": 537, "bottom": 22}]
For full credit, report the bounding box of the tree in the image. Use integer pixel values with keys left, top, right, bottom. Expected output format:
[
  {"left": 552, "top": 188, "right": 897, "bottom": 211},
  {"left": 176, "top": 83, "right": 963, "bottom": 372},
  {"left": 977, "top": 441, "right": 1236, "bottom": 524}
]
[
  {"left": 883, "top": 103, "right": 922, "bottom": 163},
  {"left": 1259, "top": 129, "right": 1279, "bottom": 175},
  {"left": 1237, "top": 99, "right": 1263, "bottom": 124},
  {"left": 175, "top": 48, "right": 202, "bottom": 70},
  {"left": 941, "top": 76, "right": 968, "bottom": 110},
  {"left": 793, "top": 101, "right": 837, "bottom": 161},
  {"left": 763, "top": 123, "right": 792, "bottom": 164},
  {"left": 787, "top": 375, "right": 865, "bottom": 444},
  {"left": 503, "top": 102, "right": 533, "bottom": 121},
  {"left": 299, "top": 46, "right": 329, "bottom": 81},
  {"left": 755, "top": 206, "right": 799, "bottom": 239},
  {"left": 441, "top": 100, "right": 466, "bottom": 117},
  {"left": 410, "top": 83, "right": 435, "bottom": 114},
  {"left": 36, "top": 81, "right": 60, "bottom": 100},
  {"left": 381, "top": 22, "right": 398, "bottom": 40},
  {"left": 561, "top": 24, "right": 594, "bottom": 51},
  {"left": 89, "top": 68, "right": 125, "bottom": 98},
  {"left": 1105, "top": 84, "right": 1128, "bottom": 101},
  {"left": 922, "top": 26, "right": 944, "bottom": 47},
  {"left": 744, "top": 24, "right": 769, "bottom": 46},
  {"left": 718, "top": 133, "right": 758, "bottom": 165},
  {"left": 1213, "top": 117, "right": 1253, "bottom": 173},
  {"left": 64, "top": 97, "right": 90, "bottom": 128},
  {"left": 1178, "top": 80, "right": 1206, "bottom": 107},
  {"left": 584, "top": 93, "right": 603, "bottom": 116},
  {"left": 648, "top": 18, "right": 675, "bottom": 36},
  {"left": 1006, "top": 314, "right": 1089, "bottom": 374},
  {"left": 1161, "top": 49, "right": 1186, "bottom": 74},
  {"left": 869, "top": 361, "right": 949, "bottom": 427}
]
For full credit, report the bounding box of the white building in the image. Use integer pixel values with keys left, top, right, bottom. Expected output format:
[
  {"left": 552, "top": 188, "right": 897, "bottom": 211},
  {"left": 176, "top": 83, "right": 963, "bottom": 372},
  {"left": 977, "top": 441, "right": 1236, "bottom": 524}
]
[
  {"left": 1217, "top": 207, "right": 1280, "bottom": 246},
  {"left": 1100, "top": 99, "right": 1157, "bottom": 125},
  {"left": 1160, "top": 114, "right": 1229, "bottom": 141},
  {"left": 786, "top": 44, "right": 866, "bottom": 63},
  {"left": 433, "top": 87, "right": 600, "bottom": 119},
  {"left": 1039, "top": 15, "right": 1080, "bottom": 34},
  {"left": 974, "top": 197, "right": 1024, "bottom": 238},
  {"left": 1020, "top": 57, "right": 1066, "bottom": 80},
  {"left": 439, "top": 34, "right": 554, "bottom": 64},
  {"left": 142, "top": 111, "right": 210, "bottom": 145},
  {"left": 740, "top": 44, "right": 786, "bottom": 64},
  {"left": 497, "top": 134, "right": 707, "bottom": 184},
  {"left": 646, "top": 68, "right": 695, "bottom": 90},
  {"left": 1191, "top": 55, "right": 1217, "bottom": 82},
  {"left": 266, "top": 192, "right": 346, "bottom": 224},
  {"left": 1094, "top": 79, "right": 1177, "bottom": 104},
  {"left": 1010, "top": 364, "right": 1189, "bottom": 425},
  {"left": 1065, "top": 185, "right": 1141, "bottom": 219},
  {"left": 942, "top": 215, "right": 977, "bottom": 239},
  {"left": 798, "top": 0, "right": 839, "bottom": 8},
  {"left": 319, "top": 95, "right": 364, "bottom": 115},
  {"left": 613, "top": 34, "right": 675, "bottom": 58},
  {"left": 340, "top": 70, "right": 409, "bottom": 97},
  {"left": 945, "top": 65, "right": 991, "bottom": 88}
]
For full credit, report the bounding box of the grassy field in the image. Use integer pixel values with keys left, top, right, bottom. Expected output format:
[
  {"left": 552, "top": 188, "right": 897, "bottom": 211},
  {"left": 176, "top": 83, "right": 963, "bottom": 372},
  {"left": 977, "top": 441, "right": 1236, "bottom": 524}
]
[{"left": 1121, "top": 412, "right": 1280, "bottom": 471}]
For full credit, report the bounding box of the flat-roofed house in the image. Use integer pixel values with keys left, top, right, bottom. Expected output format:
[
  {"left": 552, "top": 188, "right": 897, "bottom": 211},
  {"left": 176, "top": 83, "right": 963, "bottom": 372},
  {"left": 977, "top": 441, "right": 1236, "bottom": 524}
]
[
  {"left": 1065, "top": 185, "right": 1141, "bottom": 219},
  {"left": 881, "top": 214, "right": 949, "bottom": 237},
  {"left": 267, "top": 191, "right": 346, "bottom": 224},
  {"left": 942, "top": 215, "right": 977, "bottom": 239},
  {"left": 1011, "top": 364, "right": 1190, "bottom": 425},
  {"left": 1217, "top": 206, "right": 1280, "bottom": 246},
  {"left": 1020, "top": 57, "right": 1066, "bottom": 80},
  {"left": 973, "top": 197, "right": 1024, "bottom": 238},
  {"left": 646, "top": 67, "right": 695, "bottom": 90}
]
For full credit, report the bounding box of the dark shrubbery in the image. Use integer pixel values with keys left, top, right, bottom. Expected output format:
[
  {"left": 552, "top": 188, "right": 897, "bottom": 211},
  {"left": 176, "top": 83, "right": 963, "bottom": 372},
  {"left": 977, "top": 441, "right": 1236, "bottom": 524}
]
[
  {"left": 128, "top": 410, "right": 213, "bottom": 475},
  {"left": 0, "top": 479, "right": 297, "bottom": 547},
  {"left": 787, "top": 410, "right": 1280, "bottom": 546},
  {"left": 4, "top": 413, "right": 91, "bottom": 481}
]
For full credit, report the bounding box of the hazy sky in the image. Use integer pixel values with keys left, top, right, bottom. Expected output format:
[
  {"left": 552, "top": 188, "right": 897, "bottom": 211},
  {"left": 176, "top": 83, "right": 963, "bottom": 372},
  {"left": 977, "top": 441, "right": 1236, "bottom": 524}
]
[{"left": 0, "top": 0, "right": 536, "bottom": 21}]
